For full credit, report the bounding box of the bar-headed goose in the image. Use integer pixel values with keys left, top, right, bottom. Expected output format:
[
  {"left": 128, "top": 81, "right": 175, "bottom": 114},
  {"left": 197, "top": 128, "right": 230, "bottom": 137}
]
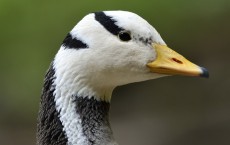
[{"left": 37, "top": 10, "right": 209, "bottom": 145}]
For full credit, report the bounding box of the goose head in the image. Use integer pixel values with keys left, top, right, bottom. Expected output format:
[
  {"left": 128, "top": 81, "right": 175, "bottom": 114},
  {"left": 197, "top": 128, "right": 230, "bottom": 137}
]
[
  {"left": 38, "top": 10, "right": 208, "bottom": 145},
  {"left": 54, "top": 11, "right": 208, "bottom": 101}
]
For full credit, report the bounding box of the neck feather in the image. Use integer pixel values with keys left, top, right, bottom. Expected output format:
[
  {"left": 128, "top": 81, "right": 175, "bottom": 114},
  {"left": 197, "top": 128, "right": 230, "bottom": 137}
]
[
  {"left": 74, "top": 96, "right": 115, "bottom": 145},
  {"left": 37, "top": 63, "right": 117, "bottom": 145},
  {"left": 37, "top": 63, "right": 67, "bottom": 145}
]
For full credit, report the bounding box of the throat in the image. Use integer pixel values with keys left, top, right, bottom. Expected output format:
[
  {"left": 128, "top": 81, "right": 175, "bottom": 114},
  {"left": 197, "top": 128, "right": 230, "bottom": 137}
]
[{"left": 74, "top": 97, "right": 114, "bottom": 144}]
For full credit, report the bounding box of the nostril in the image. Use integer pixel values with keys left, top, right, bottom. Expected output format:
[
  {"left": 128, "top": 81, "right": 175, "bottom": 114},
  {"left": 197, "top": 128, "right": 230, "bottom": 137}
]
[{"left": 172, "top": 58, "right": 183, "bottom": 64}]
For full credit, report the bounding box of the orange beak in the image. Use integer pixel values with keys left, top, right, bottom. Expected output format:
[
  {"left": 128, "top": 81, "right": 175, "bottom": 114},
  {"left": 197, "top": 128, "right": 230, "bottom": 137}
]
[{"left": 147, "top": 43, "right": 209, "bottom": 78}]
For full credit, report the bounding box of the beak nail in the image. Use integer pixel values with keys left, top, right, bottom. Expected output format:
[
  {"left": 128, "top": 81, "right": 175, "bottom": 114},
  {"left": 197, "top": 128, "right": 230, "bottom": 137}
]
[{"left": 200, "top": 67, "right": 209, "bottom": 78}]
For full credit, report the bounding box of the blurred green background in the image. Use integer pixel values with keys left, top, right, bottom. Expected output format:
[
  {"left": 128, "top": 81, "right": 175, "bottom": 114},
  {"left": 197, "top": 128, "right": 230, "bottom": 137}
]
[{"left": 0, "top": 0, "right": 229, "bottom": 145}]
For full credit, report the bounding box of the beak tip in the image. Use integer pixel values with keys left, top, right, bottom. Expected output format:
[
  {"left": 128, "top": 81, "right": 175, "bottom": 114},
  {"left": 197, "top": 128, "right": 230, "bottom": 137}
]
[{"left": 200, "top": 67, "right": 209, "bottom": 78}]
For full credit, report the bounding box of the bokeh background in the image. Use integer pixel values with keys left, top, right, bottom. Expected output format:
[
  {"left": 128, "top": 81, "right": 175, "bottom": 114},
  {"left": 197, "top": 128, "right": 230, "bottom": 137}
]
[{"left": 0, "top": 0, "right": 229, "bottom": 145}]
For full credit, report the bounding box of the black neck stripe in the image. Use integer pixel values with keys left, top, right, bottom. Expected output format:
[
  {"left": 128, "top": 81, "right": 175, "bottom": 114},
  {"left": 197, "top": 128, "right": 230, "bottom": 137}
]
[
  {"left": 62, "top": 33, "right": 88, "bottom": 49},
  {"left": 94, "top": 11, "right": 123, "bottom": 35},
  {"left": 37, "top": 62, "right": 68, "bottom": 145},
  {"left": 74, "top": 96, "right": 113, "bottom": 144}
]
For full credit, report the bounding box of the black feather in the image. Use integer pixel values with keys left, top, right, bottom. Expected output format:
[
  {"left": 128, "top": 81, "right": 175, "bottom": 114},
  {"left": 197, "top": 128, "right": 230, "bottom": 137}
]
[
  {"left": 94, "top": 11, "right": 123, "bottom": 35},
  {"left": 62, "top": 33, "right": 88, "bottom": 49}
]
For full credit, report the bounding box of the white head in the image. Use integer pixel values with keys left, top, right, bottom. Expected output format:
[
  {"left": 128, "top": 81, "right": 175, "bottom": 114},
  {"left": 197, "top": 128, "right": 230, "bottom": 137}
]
[{"left": 53, "top": 10, "right": 207, "bottom": 101}]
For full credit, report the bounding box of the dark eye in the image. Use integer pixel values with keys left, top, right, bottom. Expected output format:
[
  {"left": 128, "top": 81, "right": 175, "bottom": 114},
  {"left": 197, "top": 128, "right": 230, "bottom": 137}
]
[{"left": 118, "top": 31, "right": 131, "bottom": 41}]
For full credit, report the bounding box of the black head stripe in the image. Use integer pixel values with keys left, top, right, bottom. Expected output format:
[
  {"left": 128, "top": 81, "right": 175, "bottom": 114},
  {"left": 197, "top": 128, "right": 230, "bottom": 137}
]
[
  {"left": 94, "top": 11, "right": 123, "bottom": 35},
  {"left": 62, "top": 33, "right": 88, "bottom": 49}
]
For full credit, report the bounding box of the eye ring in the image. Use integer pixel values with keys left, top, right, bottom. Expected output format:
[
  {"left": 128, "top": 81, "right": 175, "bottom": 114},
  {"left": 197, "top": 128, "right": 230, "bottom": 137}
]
[{"left": 118, "top": 31, "right": 131, "bottom": 41}]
